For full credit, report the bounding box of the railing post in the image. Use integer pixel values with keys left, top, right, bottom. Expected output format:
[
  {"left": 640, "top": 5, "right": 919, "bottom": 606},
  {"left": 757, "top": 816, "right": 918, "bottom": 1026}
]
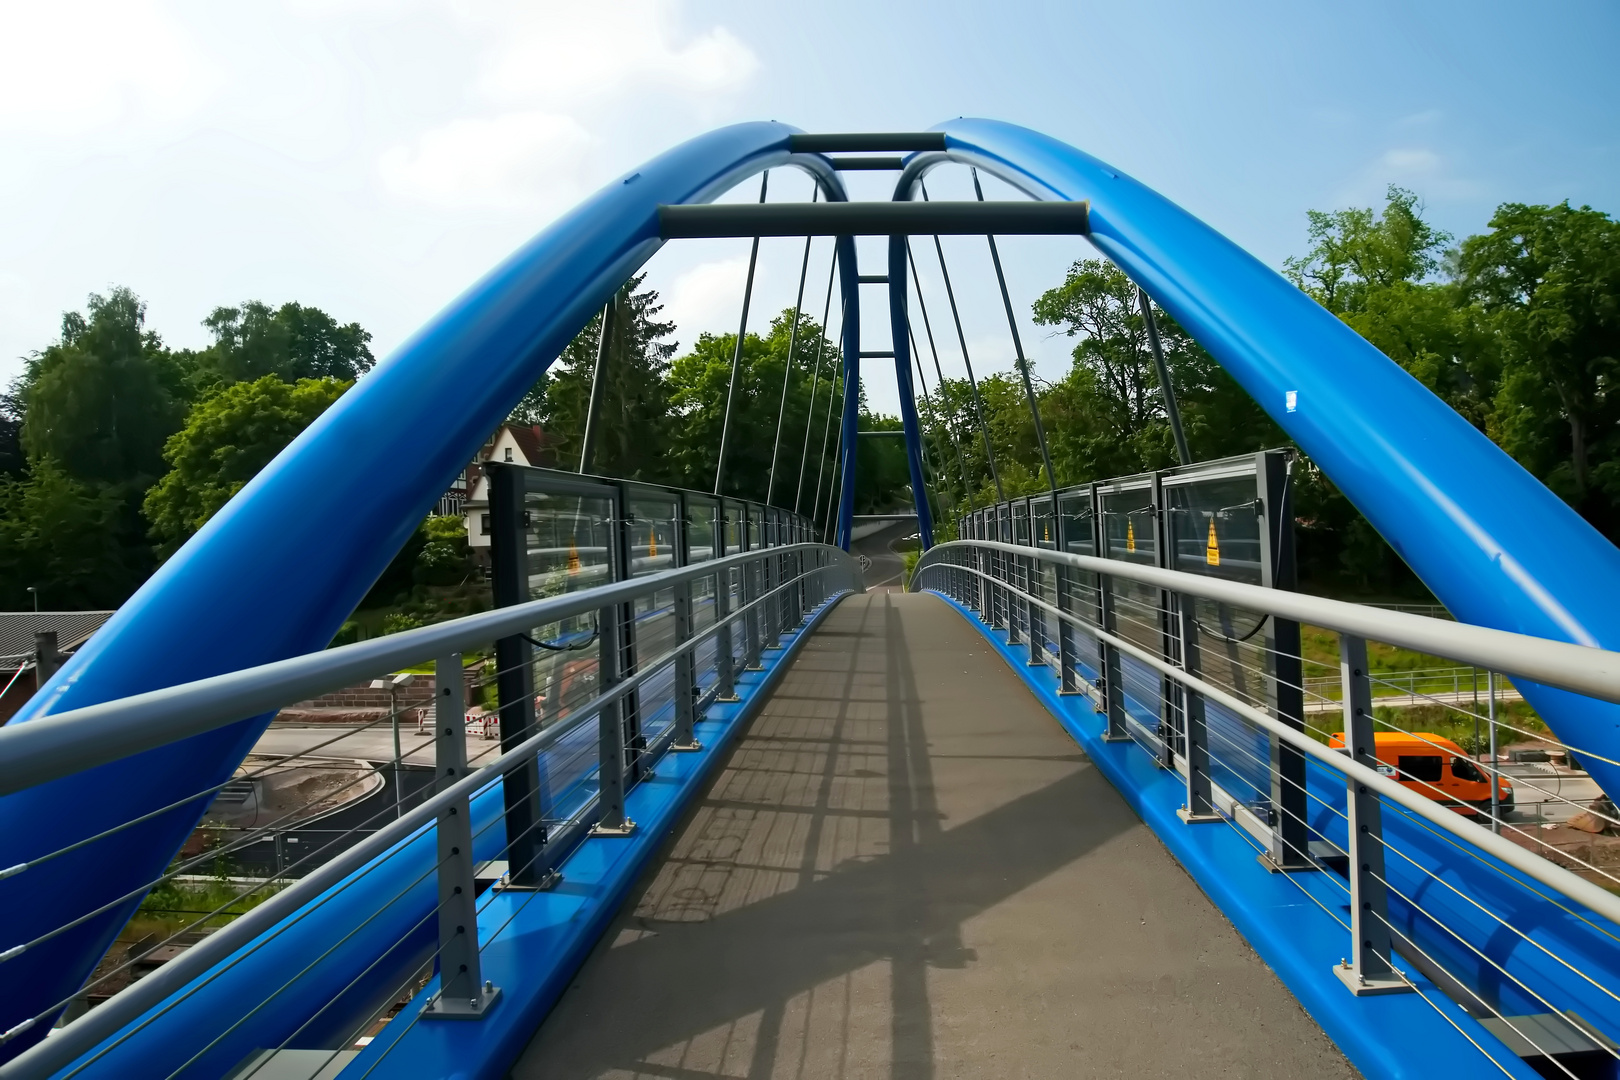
[
  {"left": 421, "top": 652, "right": 501, "bottom": 1019},
  {"left": 1056, "top": 564, "right": 1080, "bottom": 694},
  {"left": 1004, "top": 548, "right": 1021, "bottom": 645},
  {"left": 1098, "top": 570, "right": 1129, "bottom": 742},
  {"left": 715, "top": 564, "right": 738, "bottom": 702},
  {"left": 1336, "top": 634, "right": 1409, "bottom": 995},
  {"left": 1177, "top": 594, "right": 1219, "bottom": 822},
  {"left": 488, "top": 464, "right": 546, "bottom": 887},
  {"left": 766, "top": 549, "right": 782, "bottom": 650},
  {"left": 1025, "top": 553, "right": 1043, "bottom": 667},
  {"left": 744, "top": 555, "right": 763, "bottom": 671},
  {"left": 592, "top": 605, "right": 635, "bottom": 836},
  {"left": 671, "top": 577, "right": 701, "bottom": 751}
]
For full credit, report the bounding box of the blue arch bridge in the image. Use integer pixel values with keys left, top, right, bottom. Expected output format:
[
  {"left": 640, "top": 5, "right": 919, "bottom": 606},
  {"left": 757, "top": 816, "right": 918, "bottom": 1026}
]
[{"left": 3, "top": 122, "right": 1620, "bottom": 1080}]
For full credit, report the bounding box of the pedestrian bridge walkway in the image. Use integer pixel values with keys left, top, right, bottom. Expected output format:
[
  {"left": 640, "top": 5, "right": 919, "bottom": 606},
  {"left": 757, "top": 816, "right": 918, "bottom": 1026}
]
[
  {"left": 5, "top": 118, "right": 1620, "bottom": 1080},
  {"left": 515, "top": 592, "right": 1354, "bottom": 1079}
]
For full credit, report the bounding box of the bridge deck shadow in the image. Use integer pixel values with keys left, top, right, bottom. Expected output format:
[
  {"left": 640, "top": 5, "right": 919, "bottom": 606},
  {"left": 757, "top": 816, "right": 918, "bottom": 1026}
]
[{"left": 512, "top": 593, "right": 1357, "bottom": 1079}]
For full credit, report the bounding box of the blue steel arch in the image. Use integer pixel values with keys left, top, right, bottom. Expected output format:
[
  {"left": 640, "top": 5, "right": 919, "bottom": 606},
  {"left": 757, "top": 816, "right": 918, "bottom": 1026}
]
[
  {"left": 910, "top": 119, "right": 1620, "bottom": 810},
  {"left": 0, "top": 122, "right": 859, "bottom": 1061},
  {"left": 3, "top": 118, "right": 1619, "bottom": 1069}
]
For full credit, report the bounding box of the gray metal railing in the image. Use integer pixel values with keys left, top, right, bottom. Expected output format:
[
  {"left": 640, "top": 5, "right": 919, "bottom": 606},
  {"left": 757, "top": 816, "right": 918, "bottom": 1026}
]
[
  {"left": 0, "top": 542, "right": 861, "bottom": 1079},
  {"left": 913, "top": 539, "right": 1620, "bottom": 1078}
]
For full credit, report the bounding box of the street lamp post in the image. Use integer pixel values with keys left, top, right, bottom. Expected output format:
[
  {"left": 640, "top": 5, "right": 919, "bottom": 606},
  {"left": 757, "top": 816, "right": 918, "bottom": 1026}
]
[{"left": 370, "top": 673, "right": 416, "bottom": 819}]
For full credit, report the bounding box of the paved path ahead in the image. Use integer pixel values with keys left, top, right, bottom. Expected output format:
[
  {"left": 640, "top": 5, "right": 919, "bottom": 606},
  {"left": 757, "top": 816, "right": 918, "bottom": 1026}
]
[{"left": 514, "top": 592, "right": 1357, "bottom": 1079}]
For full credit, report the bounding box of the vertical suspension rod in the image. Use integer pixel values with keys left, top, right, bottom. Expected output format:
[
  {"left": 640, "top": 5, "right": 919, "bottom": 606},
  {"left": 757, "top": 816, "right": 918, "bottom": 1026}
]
[
  {"left": 767, "top": 188, "right": 818, "bottom": 507},
  {"left": 922, "top": 179, "right": 1004, "bottom": 501},
  {"left": 810, "top": 295, "right": 846, "bottom": 528},
  {"left": 1139, "top": 287, "right": 1191, "bottom": 466},
  {"left": 579, "top": 293, "right": 618, "bottom": 474},
  {"left": 908, "top": 324, "right": 956, "bottom": 517},
  {"left": 972, "top": 168, "right": 1059, "bottom": 501},
  {"left": 906, "top": 240, "right": 975, "bottom": 511},
  {"left": 714, "top": 170, "right": 769, "bottom": 497},
  {"left": 794, "top": 241, "right": 839, "bottom": 514}
]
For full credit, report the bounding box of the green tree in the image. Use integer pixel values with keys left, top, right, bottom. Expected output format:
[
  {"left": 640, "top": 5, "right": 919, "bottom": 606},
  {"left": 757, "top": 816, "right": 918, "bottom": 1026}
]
[
  {"left": 414, "top": 514, "right": 472, "bottom": 586},
  {"left": 1457, "top": 201, "right": 1620, "bottom": 538},
  {"left": 1027, "top": 259, "right": 1281, "bottom": 491},
  {"left": 20, "top": 288, "right": 186, "bottom": 489},
  {"left": 196, "top": 301, "right": 375, "bottom": 387},
  {"left": 143, "top": 375, "right": 350, "bottom": 557},
  {"left": 520, "top": 275, "right": 678, "bottom": 480},
  {"left": 665, "top": 308, "right": 844, "bottom": 503},
  {"left": 1285, "top": 185, "right": 1497, "bottom": 428},
  {"left": 0, "top": 458, "right": 141, "bottom": 609}
]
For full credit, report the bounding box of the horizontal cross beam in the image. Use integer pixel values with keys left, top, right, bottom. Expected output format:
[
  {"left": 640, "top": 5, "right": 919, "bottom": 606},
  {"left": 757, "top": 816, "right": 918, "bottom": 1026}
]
[
  {"left": 658, "top": 201, "right": 1091, "bottom": 239},
  {"left": 788, "top": 132, "right": 946, "bottom": 153},
  {"left": 829, "top": 156, "right": 906, "bottom": 171}
]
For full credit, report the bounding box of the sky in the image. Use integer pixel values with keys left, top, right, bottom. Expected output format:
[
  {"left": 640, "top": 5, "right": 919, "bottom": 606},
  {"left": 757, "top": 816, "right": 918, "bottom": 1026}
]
[{"left": 2, "top": 0, "right": 1617, "bottom": 417}]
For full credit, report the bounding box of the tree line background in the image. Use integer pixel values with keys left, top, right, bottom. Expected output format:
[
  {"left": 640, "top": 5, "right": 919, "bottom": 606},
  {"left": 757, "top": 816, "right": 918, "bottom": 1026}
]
[{"left": 1, "top": 187, "right": 1614, "bottom": 614}]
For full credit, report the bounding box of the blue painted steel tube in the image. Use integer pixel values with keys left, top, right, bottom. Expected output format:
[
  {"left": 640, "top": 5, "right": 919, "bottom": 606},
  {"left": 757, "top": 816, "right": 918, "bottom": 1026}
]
[
  {"left": 0, "top": 122, "right": 852, "bottom": 1058},
  {"left": 888, "top": 235, "right": 936, "bottom": 548},
  {"left": 927, "top": 118, "right": 1620, "bottom": 803}
]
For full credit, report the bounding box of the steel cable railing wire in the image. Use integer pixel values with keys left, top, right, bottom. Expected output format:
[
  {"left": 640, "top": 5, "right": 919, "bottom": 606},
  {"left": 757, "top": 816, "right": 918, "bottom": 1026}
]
[
  {"left": 1138, "top": 713, "right": 1569, "bottom": 1077},
  {"left": 253, "top": 567, "right": 846, "bottom": 1080},
  {"left": 14, "top": 556, "right": 851, "bottom": 1074},
  {"left": 3, "top": 679, "right": 539, "bottom": 1050},
  {"left": 926, "top": 552, "right": 1620, "bottom": 1045},
  {"left": 203, "top": 758, "right": 583, "bottom": 1080},
  {"left": 915, "top": 553, "right": 1620, "bottom": 922},
  {"left": 0, "top": 698, "right": 436, "bottom": 966},
  {"left": 1, "top": 693, "right": 431, "bottom": 884},
  {"left": 1374, "top": 822, "right": 1620, "bottom": 1010}
]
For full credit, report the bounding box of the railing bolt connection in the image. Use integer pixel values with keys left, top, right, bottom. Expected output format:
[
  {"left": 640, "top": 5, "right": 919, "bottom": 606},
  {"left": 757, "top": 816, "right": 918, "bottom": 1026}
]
[
  {"left": 421, "top": 652, "right": 502, "bottom": 1020},
  {"left": 1335, "top": 635, "right": 1410, "bottom": 996}
]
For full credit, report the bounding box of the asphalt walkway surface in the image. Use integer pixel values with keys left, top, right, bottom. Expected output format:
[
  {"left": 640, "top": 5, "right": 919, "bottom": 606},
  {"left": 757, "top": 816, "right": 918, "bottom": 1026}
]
[{"left": 512, "top": 591, "right": 1356, "bottom": 1079}]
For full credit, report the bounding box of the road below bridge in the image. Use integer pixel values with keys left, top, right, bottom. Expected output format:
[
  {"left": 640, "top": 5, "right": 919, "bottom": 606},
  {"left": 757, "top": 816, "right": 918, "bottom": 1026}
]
[{"left": 513, "top": 591, "right": 1357, "bottom": 1078}]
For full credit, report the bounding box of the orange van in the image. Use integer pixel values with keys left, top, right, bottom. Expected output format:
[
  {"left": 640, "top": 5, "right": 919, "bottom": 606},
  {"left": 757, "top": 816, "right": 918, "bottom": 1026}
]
[{"left": 1328, "top": 731, "right": 1513, "bottom": 816}]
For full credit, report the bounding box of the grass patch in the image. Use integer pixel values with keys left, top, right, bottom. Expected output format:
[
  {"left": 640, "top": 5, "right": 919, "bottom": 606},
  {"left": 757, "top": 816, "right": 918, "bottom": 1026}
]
[{"left": 128, "top": 875, "right": 284, "bottom": 941}]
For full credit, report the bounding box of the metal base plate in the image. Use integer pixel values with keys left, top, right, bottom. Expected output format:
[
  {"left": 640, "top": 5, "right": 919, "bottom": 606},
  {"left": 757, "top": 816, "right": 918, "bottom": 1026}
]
[
  {"left": 1177, "top": 808, "right": 1223, "bottom": 825},
  {"left": 715, "top": 694, "right": 740, "bottom": 704},
  {"left": 1100, "top": 732, "right": 1133, "bottom": 742},
  {"left": 420, "top": 982, "right": 502, "bottom": 1020},
  {"left": 1256, "top": 851, "right": 1319, "bottom": 874},
  {"left": 590, "top": 818, "right": 637, "bottom": 837},
  {"left": 1333, "top": 963, "right": 1412, "bottom": 996},
  {"left": 669, "top": 740, "right": 704, "bottom": 752},
  {"left": 475, "top": 860, "right": 561, "bottom": 893}
]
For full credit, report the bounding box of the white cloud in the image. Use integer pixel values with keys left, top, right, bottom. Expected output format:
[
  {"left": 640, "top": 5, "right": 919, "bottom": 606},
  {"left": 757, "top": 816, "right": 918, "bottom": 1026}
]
[
  {"left": 662, "top": 255, "right": 761, "bottom": 345},
  {"left": 0, "top": 0, "right": 217, "bottom": 133},
  {"left": 1380, "top": 147, "right": 1444, "bottom": 177},
  {"left": 1332, "top": 145, "right": 1482, "bottom": 207},
  {"left": 372, "top": 2, "right": 758, "bottom": 212},
  {"left": 465, "top": 1, "right": 759, "bottom": 109},
  {"left": 379, "top": 110, "right": 594, "bottom": 209}
]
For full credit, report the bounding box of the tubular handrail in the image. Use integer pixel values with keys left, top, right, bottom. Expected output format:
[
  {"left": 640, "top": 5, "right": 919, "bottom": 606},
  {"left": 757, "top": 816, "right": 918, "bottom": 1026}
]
[
  {"left": 0, "top": 543, "right": 860, "bottom": 799},
  {"left": 914, "top": 540, "right": 1620, "bottom": 704},
  {"left": 911, "top": 552, "right": 1620, "bottom": 931},
  {"left": 0, "top": 550, "right": 857, "bottom": 1078}
]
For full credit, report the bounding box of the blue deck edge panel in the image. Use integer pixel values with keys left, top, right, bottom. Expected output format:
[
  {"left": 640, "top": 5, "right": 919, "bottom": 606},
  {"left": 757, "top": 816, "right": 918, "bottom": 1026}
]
[
  {"left": 926, "top": 591, "right": 1540, "bottom": 1080},
  {"left": 339, "top": 590, "right": 852, "bottom": 1080}
]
